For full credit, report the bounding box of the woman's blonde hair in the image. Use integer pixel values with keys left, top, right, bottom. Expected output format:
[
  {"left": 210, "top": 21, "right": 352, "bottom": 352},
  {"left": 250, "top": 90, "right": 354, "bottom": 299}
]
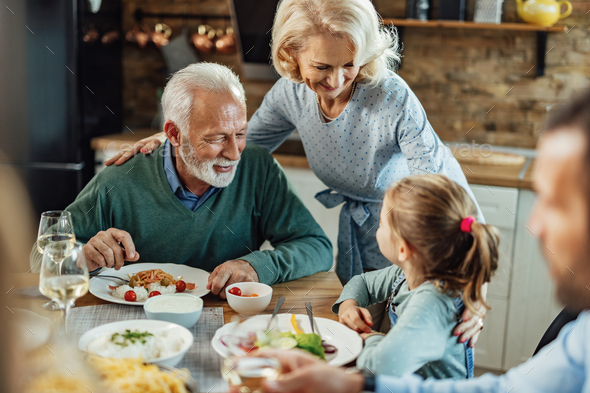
[
  {"left": 384, "top": 175, "right": 500, "bottom": 317},
  {"left": 271, "top": 0, "right": 401, "bottom": 86}
]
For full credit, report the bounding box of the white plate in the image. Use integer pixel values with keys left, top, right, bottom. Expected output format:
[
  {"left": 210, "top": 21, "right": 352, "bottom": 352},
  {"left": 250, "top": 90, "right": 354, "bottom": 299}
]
[
  {"left": 78, "top": 319, "right": 194, "bottom": 368},
  {"left": 212, "top": 314, "right": 363, "bottom": 367},
  {"left": 89, "top": 263, "right": 210, "bottom": 306},
  {"left": 13, "top": 308, "right": 53, "bottom": 351}
]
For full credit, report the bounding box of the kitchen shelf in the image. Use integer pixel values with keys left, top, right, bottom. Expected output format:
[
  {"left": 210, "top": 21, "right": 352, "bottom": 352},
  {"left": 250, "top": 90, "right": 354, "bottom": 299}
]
[
  {"left": 382, "top": 19, "right": 567, "bottom": 32},
  {"left": 382, "top": 19, "right": 568, "bottom": 76}
]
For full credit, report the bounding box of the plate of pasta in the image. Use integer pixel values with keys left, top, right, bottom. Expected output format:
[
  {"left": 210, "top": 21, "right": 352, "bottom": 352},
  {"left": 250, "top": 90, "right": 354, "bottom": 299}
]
[
  {"left": 89, "top": 357, "right": 198, "bottom": 393},
  {"left": 24, "top": 356, "right": 198, "bottom": 393},
  {"left": 89, "top": 263, "right": 210, "bottom": 306}
]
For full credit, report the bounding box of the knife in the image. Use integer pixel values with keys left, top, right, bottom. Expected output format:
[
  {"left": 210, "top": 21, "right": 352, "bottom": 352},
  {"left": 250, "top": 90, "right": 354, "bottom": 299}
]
[{"left": 266, "top": 296, "right": 286, "bottom": 331}]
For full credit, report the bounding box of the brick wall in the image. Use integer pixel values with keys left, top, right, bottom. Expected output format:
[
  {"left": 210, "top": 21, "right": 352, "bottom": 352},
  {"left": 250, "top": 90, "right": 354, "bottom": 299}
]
[
  {"left": 376, "top": 0, "right": 590, "bottom": 148},
  {"left": 122, "top": 0, "right": 590, "bottom": 148}
]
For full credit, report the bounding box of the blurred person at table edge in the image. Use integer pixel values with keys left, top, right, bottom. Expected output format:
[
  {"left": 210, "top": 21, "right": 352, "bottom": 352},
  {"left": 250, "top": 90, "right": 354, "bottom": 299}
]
[
  {"left": 241, "top": 88, "right": 590, "bottom": 393},
  {"left": 61, "top": 62, "right": 332, "bottom": 299},
  {"left": 0, "top": 152, "right": 39, "bottom": 392},
  {"left": 105, "top": 0, "right": 486, "bottom": 343}
]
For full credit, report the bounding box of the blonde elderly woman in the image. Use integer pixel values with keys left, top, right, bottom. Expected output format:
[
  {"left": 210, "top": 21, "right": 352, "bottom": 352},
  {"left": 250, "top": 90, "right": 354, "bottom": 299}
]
[{"left": 106, "top": 0, "right": 486, "bottom": 343}]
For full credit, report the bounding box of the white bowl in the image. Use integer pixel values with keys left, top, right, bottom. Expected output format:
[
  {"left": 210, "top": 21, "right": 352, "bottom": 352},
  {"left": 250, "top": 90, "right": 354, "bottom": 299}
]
[
  {"left": 144, "top": 294, "right": 203, "bottom": 329},
  {"left": 225, "top": 282, "right": 273, "bottom": 316},
  {"left": 78, "top": 319, "right": 193, "bottom": 367}
]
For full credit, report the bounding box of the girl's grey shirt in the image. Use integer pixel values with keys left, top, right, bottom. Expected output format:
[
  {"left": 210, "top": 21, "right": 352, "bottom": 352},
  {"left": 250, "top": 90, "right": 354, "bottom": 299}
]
[{"left": 332, "top": 265, "right": 468, "bottom": 379}]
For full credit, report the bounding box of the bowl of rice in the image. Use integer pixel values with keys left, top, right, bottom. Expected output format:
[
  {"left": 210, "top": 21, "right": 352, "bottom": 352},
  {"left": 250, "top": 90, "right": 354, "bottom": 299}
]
[{"left": 79, "top": 320, "right": 194, "bottom": 367}]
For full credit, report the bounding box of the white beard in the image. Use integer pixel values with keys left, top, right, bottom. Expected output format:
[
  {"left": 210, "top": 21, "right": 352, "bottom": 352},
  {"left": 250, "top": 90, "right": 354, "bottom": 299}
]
[{"left": 177, "top": 141, "right": 239, "bottom": 188}]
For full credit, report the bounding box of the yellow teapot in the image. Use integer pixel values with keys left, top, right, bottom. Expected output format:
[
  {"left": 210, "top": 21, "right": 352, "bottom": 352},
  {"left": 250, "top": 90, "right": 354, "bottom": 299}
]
[{"left": 515, "top": 0, "right": 572, "bottom": 27}]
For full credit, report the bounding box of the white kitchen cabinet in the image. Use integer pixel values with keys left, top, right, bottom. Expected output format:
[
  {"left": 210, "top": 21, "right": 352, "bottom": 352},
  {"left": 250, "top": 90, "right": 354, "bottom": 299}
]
[
  {"left": 472, "top": 297, "right": 509, "bottom": 370},
  {"left": 502, "top": 190, "right": 562, "bottom": 370},
  {"left": 469, "top": 185, "right": 518, "bottom": 299},
  {"left": 468, "top": 185, "right": 518, "bottom": 370}
]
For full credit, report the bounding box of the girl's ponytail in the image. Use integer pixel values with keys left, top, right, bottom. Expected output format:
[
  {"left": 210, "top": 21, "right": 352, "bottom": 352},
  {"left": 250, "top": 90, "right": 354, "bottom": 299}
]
[
  {"left": 384, "top": 174, "right": 501, "bottom": 318},
  {"left": 459, "top": 220, "right": 500, "bottom": 317}
]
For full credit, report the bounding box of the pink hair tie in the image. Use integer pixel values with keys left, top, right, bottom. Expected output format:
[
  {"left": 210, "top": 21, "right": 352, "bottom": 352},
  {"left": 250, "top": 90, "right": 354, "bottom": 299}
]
[{"left": 460, "top": 216, "right": 476, "bottom": 233}]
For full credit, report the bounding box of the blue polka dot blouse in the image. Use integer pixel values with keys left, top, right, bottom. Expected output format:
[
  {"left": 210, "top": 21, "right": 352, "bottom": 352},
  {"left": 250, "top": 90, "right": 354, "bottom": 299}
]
[{"left": 247, "top": 70, "right": 483, "bottom": 284}]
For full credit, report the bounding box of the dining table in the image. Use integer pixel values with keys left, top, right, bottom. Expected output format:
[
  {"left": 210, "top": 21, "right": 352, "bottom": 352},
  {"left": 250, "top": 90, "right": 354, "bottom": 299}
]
[
  {"left": 11, "top": 269, "right": 345, "bottom": 392},
  {"left": 14, "top": 270, "right": 343, "bottom": 323}
]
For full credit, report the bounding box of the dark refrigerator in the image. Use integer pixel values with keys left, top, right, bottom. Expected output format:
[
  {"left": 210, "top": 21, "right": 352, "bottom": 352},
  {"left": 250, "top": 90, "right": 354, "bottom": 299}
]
[{"left": 0, "top": 0, "right": 122, "bottom": 217}]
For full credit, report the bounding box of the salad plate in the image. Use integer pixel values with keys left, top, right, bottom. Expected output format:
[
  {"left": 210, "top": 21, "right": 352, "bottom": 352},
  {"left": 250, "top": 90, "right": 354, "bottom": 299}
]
[{"left": 212, "top": 313, "right": 363, "bottom": 366}]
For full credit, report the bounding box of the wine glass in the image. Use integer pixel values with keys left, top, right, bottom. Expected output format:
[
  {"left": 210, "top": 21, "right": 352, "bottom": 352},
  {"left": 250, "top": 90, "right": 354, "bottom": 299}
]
[
  {"left": 36, "top": 211, "right": 76, "bottom": 310},
  {"left": 221, "top": 357, "right": 282, "bottom": 393},
  {"left": 39, "top": 241, "right": 89, "bottom": 336}
]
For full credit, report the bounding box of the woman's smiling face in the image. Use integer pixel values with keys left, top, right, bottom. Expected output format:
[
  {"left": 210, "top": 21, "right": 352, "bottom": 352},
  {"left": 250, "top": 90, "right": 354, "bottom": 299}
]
[{"left": 295, "top": 35, "right": 361, "bottom": 101}]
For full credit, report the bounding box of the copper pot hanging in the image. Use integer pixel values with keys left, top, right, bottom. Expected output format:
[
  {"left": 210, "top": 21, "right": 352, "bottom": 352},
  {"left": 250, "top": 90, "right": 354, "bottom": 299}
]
[
  {"left": 125, "top": 23, "right": 151, "bottom": 48},
  {"left": 151, "top": 22, "right": 172, "bottom": 48},
  {"left": 191, "top": 24, "right": 215, "bottom": 53},
  {"left": 83, "top": 26, "right": 100, "bottom": 44},
  {"left": 215, "top": 26, "right": 236, "bottom": 55},
  {"left": 101, "top": 30, "right": 120, "bottom": 45}
]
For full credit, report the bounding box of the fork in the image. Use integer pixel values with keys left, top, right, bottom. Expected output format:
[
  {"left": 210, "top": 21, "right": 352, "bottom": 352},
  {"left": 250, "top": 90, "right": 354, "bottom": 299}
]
[
  {"left": 305, "top": 301, "right": 321, "bottom": 338},
  {"left": 90, "top": 275, "right": 129, "bottom": 283}
]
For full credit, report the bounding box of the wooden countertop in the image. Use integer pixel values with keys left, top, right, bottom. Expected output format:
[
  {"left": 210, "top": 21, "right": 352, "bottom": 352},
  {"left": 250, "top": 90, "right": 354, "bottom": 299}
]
[
  {"left": 91, "top": 131, "right": 535, "bottom": 190},
  {"left": 520, "top": 158, "right": 535, "bottom": 190}
]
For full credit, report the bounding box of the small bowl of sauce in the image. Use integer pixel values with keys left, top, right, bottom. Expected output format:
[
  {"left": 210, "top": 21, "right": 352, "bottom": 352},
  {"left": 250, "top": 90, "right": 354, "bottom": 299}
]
[{"left": 144, "top": 294, "right": 203, "bottom": 328}]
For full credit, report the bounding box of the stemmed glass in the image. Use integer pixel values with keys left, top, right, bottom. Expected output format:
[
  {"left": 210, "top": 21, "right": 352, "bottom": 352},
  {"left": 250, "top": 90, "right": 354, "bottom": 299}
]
[
  {"left": 39, "top": 241, "right": 89, "bottom": 335},
  {"left": 36, "top": 211, "right": 76, "bottom": 310}
]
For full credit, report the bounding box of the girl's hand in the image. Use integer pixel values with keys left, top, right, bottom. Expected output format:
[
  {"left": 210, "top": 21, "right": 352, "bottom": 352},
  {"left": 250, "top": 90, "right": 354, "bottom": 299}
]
[
  {"left": 454, "top": 303, "right": 486, "bottom": 348},
  {"left": 104, "top": 132, "right": 165, "bottom": 166},
  {"left": 359, "top": 330, "right": 383, "bottom": 340},
  {"left": 338, "top": 299, "right": 373, "bottom": 333}
]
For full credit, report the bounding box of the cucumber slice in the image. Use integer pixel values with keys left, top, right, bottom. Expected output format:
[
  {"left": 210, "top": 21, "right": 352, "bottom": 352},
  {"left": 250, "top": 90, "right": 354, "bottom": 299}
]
[{"left": 270, "top": 337, "right": 298, "bottom": 350}]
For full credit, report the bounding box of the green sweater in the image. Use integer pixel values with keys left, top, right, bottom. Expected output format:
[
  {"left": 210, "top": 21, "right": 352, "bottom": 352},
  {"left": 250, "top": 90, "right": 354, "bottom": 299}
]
[{"left": 66, "top": 143, "right": 333, "bottom": 285}]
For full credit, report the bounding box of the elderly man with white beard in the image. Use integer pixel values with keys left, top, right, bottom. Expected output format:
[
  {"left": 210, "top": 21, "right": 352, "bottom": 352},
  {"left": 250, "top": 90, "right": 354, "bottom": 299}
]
[{"left": 65, "top": 63, "right": 333, "bottom": 298}]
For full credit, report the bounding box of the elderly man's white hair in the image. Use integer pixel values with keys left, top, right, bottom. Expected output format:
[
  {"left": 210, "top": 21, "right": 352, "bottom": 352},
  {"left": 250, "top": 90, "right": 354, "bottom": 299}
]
[{"left": 161, "top": 62, "right": 246, "bottom": 133}]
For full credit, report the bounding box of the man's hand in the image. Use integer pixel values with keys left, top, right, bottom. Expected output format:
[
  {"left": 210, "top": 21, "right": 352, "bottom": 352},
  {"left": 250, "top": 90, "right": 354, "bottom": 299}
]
[
  {"left": 206, "top": 259, "right": 259, "bottom": 299},
  {"left": 230, "top": 349, "right": 364, "bottom": 393},
  {"left": 83, "top": 228, "right": 140, "bottom": 272},
  {"left": 338, "top": 299, "right": 373, "bottom": 333}
]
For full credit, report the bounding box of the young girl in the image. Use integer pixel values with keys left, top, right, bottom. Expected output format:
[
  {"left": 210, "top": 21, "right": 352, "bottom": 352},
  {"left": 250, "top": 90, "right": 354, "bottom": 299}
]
[{"left": 333, "top": 174, "right": 499, "bottom": 379}]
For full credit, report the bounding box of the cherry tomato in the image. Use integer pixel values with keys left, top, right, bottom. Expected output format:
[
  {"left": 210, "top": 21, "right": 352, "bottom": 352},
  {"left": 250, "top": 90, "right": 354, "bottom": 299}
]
[
  {"left": 124, "top": 290, "right": 137, "bottom": 302},
  {"left": 176, "top": 280, "right": 186, "bottom": 292},
  {"left": 149, "top": 291, "right": 161, "bottom": 298},
  {"left": 228, "top": 287, "right": 242, "bottom": 296}
]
